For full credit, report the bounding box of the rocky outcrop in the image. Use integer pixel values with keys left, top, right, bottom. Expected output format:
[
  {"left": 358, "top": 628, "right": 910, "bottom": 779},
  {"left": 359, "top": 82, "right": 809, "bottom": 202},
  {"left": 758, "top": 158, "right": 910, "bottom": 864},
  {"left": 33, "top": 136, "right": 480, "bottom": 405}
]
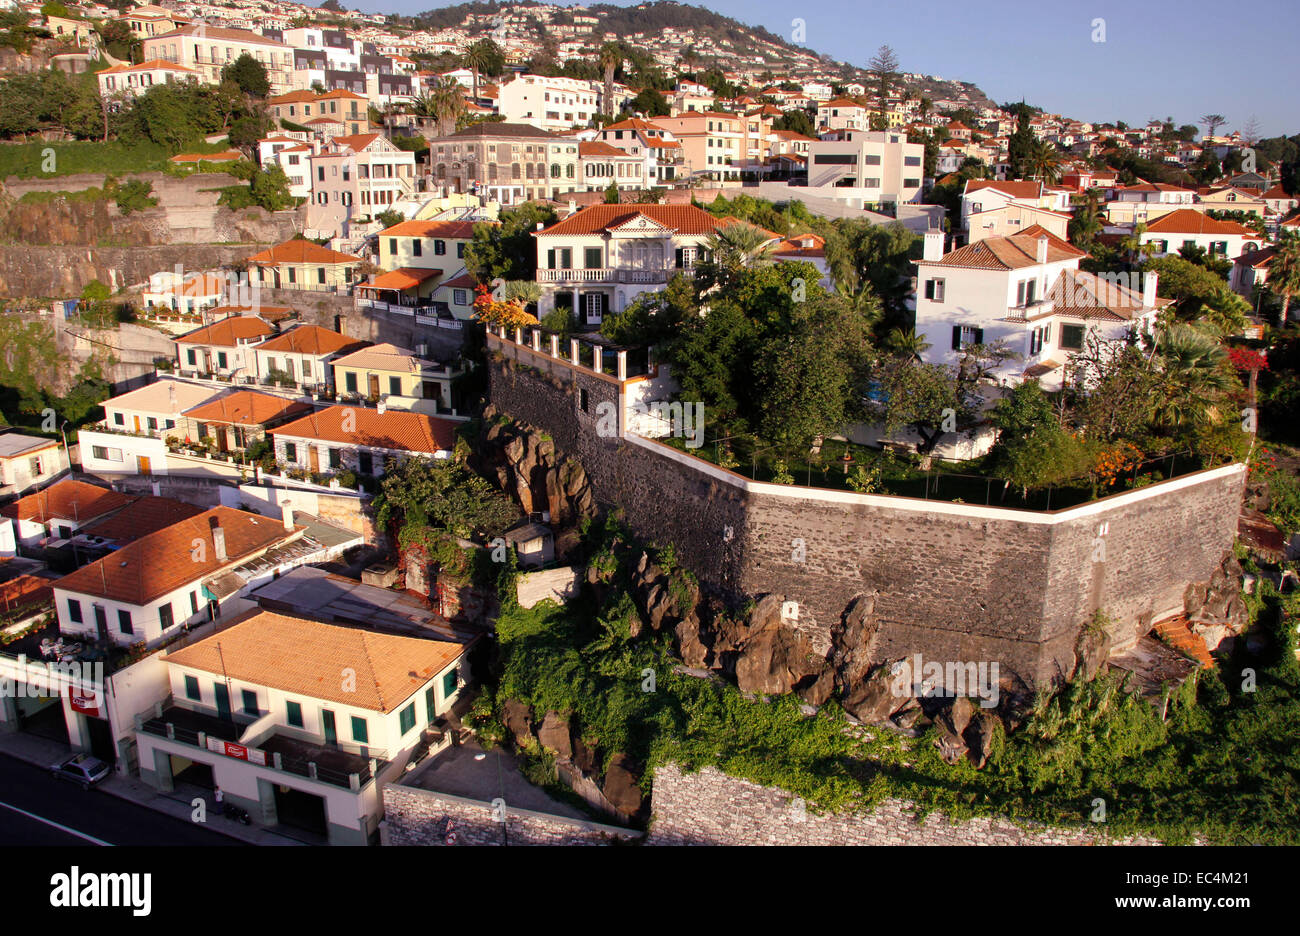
[
  {"left": 1183, "top": 551, "right": 1249, "bottom": 653},
  {"left": 498, "top": 698, "right": 644, "bottom": 822},
  {"left": 478, "top": 407, "right": 596, "bottom": 536}
]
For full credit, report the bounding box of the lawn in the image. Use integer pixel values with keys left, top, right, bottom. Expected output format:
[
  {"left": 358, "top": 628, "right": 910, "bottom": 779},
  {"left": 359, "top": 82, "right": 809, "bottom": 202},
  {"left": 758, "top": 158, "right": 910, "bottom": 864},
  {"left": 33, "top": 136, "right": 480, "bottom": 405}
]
[{"left": 0, "top": 139, "right": 229, "bottom": 179}]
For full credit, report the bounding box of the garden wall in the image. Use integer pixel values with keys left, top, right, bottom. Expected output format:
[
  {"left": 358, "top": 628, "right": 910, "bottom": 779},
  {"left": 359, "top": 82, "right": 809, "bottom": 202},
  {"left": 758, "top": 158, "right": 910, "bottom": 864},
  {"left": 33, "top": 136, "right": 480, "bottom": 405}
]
[{"left": 486, "top": 333, "right": 1247, "bottom": 688}]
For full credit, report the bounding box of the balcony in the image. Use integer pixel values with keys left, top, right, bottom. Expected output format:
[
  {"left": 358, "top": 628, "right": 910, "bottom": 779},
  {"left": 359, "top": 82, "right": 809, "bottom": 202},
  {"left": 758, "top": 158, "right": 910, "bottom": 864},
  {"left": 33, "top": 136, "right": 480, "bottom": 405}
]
[{"left": 538, "top": 265, "right": 697, "bottom": 285}]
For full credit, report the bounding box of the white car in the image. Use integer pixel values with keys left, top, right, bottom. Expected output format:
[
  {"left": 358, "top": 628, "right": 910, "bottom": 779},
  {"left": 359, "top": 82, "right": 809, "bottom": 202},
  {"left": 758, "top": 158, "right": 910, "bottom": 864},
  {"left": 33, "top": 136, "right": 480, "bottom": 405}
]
[{"left": 51, "top": 753, "right": 111, "bottom": 790}]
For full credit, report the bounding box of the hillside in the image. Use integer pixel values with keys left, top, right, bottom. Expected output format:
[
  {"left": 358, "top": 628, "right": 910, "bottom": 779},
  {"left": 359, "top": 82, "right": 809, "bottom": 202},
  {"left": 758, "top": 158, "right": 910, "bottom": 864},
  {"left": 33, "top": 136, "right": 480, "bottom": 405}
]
[{"left": 399, "top": 1, "right": 993, "bottom": 106}]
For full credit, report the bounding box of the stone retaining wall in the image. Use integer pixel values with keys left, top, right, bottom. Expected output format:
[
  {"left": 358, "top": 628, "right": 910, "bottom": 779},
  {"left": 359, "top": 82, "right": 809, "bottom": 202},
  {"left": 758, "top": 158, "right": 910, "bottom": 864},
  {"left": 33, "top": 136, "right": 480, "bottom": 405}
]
[
  {"left": 381, "top": 784, "right": 641, "bottom": 846},
  {"left": 646, "top": 764, "right": 1162, "bottom": 846}
]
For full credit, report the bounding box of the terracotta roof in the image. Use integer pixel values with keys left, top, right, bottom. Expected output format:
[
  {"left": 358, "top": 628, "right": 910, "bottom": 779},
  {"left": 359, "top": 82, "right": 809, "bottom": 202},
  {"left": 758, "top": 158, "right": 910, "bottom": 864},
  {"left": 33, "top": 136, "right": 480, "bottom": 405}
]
[
  {"left": 964, "top": 179, "right": 1043, "bottom": 199},
  {"left": 271, "top": 406, "right": 458, "bottom": 454},
  {"left": 1260, "top": 184, "right": 1293, "bottom": 200},
  {"left": 602, "top": 117, "right": 669, "bottom": 132},
  {"left": 176, "top": 316, "right": 273, "bottom": 346},
  {"left": 924, "top": 228, "right": 1085, "bottom": 270},
  {"left": 98, "top": 59, "right": 196, "bottom": 74},
  {"left": 82, "top": 497, "right": 205, "bottom": 544},
  {"left": 328, "top": 133, "right": 382, "bottom": 153},
  {"left": 203, "top": 305, "right": 293, "bottom": 320},
  {"left": 102, "top": 378, "right": 224, "bottom": 415},
  {"left": 330, "top": 342, "right": 426, "bottom": 372},
  {"left": 1143, "top": 209, "right": 1259, "bottom": 236},
  {"left": 254, "top": 325, "right": 364, "bottom": 356},
  {"left": 156, "top": 273, "right": 225, "bottom": 297},
  {"left": 536, "top": 204, "right": 726, "bottom": 237},
  {"left": 358, "top": 268, "right": 442, "bottom": 291},
  {"left": 55, "top": 507, "right": 295, "bottom": 606},
  {"left": 1123, "top": 182, "right": 1193, "bottom": 193},
  {"left": 579, "top": 140, "right": 632, "bottom": 158},
  {"left": 165, "top": 610, "right": 466, "bottom": 713},
  {"left": 1047, "top": 269, "right": 1164, "bottom": 321},
  {"left": 1, "top": 480, "right": 131, "bottom": 525},
  {"left": 245, "top": 240, "right": 361, "bottom": 266},
  {"left": 440, "top": 270, "right": 477, "bottom": 290},
  {"left": 268, "top": 89, "right": 367, "bottom": 105},
  {"left": 821, "top": 97, "right": 864, "bottom": 108},
  {"left": 0, "top": 573, "right": 53, "bottom": 614},
  {"left": 169, "top": 151, "right": 243, "bottom": 163},
  {"left": 150, "top": 24, "right": 287, "bottom": 46},
  {"left": 183, "top": 391, "right": 313, "bottom": 427},
  {"left": 377, "top": 219, "right": 479, "bottom": 239},
  {"left": 1234, "top": 245, "right": 1276, "bottom": 269},
  {"left": 718, "top": 216, "right": 782, "bottom": 241}
]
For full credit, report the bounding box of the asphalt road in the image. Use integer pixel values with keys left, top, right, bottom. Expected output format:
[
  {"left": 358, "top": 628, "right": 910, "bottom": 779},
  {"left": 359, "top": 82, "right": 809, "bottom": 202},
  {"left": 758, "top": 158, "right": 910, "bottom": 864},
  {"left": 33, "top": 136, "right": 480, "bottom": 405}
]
[{"left": 0, "top": 753, "right": 244, "bottom": 846}]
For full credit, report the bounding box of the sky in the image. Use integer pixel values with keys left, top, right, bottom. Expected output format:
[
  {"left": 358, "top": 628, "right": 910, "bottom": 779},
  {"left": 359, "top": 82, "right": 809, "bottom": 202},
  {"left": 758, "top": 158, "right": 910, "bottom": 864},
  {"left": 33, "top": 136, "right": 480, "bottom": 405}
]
[{"left": 340, "top": 0, "right": 1298, "bottom": 138}]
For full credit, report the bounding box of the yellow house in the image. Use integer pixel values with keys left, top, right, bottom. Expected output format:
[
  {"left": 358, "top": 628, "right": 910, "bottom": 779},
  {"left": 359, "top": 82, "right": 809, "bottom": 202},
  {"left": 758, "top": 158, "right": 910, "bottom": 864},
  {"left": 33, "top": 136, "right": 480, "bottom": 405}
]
[
  {"left": 246, "top": 239, "right": 361, "bottom": 292},
  {"left": 330, "top": 343, "right": 462, "bottom": 414}
]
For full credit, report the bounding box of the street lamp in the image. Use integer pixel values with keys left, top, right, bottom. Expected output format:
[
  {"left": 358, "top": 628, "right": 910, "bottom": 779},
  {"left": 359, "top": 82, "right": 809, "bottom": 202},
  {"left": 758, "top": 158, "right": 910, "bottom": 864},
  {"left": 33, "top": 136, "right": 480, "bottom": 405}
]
[{"left": 60, "top": 421, "right": 71, "bottom": 471}]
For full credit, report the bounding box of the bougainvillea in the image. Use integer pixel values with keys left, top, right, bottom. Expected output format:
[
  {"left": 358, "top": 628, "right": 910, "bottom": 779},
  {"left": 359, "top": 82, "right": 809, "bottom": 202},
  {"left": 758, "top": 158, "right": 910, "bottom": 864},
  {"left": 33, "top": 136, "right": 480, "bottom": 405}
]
[{"left": 473, "top": 284, "right": 538, "bottom": 329}]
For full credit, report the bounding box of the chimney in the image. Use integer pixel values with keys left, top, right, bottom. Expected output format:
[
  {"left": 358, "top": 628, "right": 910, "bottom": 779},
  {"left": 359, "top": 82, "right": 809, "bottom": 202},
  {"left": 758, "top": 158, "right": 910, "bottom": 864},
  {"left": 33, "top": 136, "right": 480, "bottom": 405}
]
[
  {"left": 281, "top": 501, "right": 294, "bottom": 531},
  {"left": 922, "top": 230, "right": 944, "bottom": 262},
  {"left": 1142, "top": 271, "right": 1158, "bottom": 308},
  {"left": 1035, "top": 235, "right": 1048, "bottom": 265},
  {"left": 377, "top": 399, "right": 386, "bottom": 415},
  {"left": 535, "top": 222, "right": 544, "bottom": 231},
  {"left": 150, "top": 481, "right": 161, "bottom": 498},
  {"left": 212, "top": 524, "right": 227, "bottom": 562}
]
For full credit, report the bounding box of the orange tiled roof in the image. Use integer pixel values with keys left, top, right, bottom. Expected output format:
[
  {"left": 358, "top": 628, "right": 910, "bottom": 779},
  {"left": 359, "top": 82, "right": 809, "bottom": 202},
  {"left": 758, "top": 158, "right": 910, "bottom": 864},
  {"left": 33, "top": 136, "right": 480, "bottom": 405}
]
[
  {"left": 245, "top": 240, "right": 361, "bottom": 266},
  {"left": 254, "top": 324, "right": 364, "bottom": 356},
  {"left": 82, "top": 497, "right": 205, "bottom": 544},
  {"left": 377, "top": 219, "right": 480, "bottom": 239},
  {"left": 97, "top": 59, "right": 196, "bottom": 74},
  {"left": 176, "top": 316, "right": 273, "bottom": 346},
  {"left": 165, "top": 610, "right": 467, "bottom": 712},
  {"left": 964, "top": 179, "right": 1043, "bottom": 199},
  {"left": 925, "top": 227, "right": 1086, "bottom": 270},
  {"left": 1144, "top": 209, "right": 1259, "bottom": 236},
  {"left": 55, "top": 506, "right": 295, "bottom": 606},
  {"left": 183, "top": 391, "right": 313, "bottom": 427},
  {"left": 579, "top": 140, "right": 632, "bottom": 158},
  {"left": 536, "top": 204, "right": 726, "bottom": 237},
  {"left": 0, "top": 479, "right": 131, "bottom": 525},
  {"left": 359, "top": 268, "right": 442, "bottom": 291},
  {"left": 271, "top": 406, "right": 458, "bottom": 454}
]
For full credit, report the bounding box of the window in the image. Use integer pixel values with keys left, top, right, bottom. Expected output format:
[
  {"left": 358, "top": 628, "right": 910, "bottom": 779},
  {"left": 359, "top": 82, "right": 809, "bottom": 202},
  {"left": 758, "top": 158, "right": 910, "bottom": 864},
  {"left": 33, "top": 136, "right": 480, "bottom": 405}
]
[
  {"left": 286, "top": 699, "right": 303, "bottom": 727},
  {"left": 863, "top": 154, "right": 882, "bottom": 165},
  {"left": 30, "top": 456, "right": 43, "bottom": 476},
  {"left": 457, "top": 242, "right": 465, "bottom": 258},
  {"left": 242, "top": 689, "right": 258, "bottom": 716},
  {"left": 951, "top": 325, "right": 983, "bottom": 350},
  {"left": 317, "top": 267, "right": 326, "bottom": 284},
  {"left": 426, "top": 686, "right": 437, "bottom": 723},
  {"left": 118, "top": 609, "right": 133, "bottom": 635},
  {"left": 67, "top": 599, "right": 83, "bottom": 624},
  {"left": 1182, "top": 239, "right": 1196, "bottom": 252},
  {"left": 904, "top": 155, "right": 922, "bottom": 166},
  {"left": 284, "top": 441, "right": 298, "bottom": 462},
  {"left": 412, "top": 239, "right": 422, "bottom": 257},
  {"left": 388, "top": 238, "right": 398, "bottom": 255},
  {"left": 434, "top": 240, "right": 446, "bottom": 255},
  {"left": 190, "top": 591, "right": 199, "bottom": 615},
  {"left": 924, "top": 278, "right": 945, "bottom": 302},
  {"left": 114, "top": 412, "right": 125, "bottom": 425},
  {"left": 349, "top": 715, "right": 370, "bottom": 744},
  {"left": 146, "top": 416, "right": 158, "bottom": 432},
  {"left": 442, "top": 666, "right": 458, "bottom": 699},
  {"left": 578, "top": 387, "right": 589, "bottom": 413},
  {"left": 345, "top": 371, "right": 358, "bottom": 394},
  {"left": 904, "top": 178, "right": 920, "bottom": 189},
  {"left": 1030, "top": 327, "right": 1045, "bottom": 356},
  {"left": 453, "top": 289, "right": 468, "bottom": 306},
  {"left": 1060, "top": 323, "right": 1086, "bottom": 351},
  {"left": 358, "top": 451, "right": 373, "bottom": 475},
  {"left": 812, "top": 153, "right": 854, "bottom": 164},
  {"left": 329, "top": 447, "right": 341, "bottom": 469},
  {"left": 91, "top": 445, "right": 123, "bottom": 462},
  {"left": 185, "top": 675, "right": 201, "bottom": 701},
  {"left": 389, "top": 376, "right": 402, "bottom": 395},
  {"left": 158, "top": 603, "right": 174, "bottom": 631},
  {"left": 398, "top": 703, "right": 416, "bottom": 734},
  {"left": 585, "top": 247, "right": 602, "bottom": 269},
  {"left": 217, "top": 351, "right": 228, "bottom": 369}
]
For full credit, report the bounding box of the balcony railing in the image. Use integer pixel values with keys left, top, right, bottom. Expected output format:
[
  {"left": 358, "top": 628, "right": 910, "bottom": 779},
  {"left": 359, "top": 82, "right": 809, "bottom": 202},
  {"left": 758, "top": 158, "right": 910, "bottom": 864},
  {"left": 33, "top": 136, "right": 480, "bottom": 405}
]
[{"left": 538, "top": 265, "right": 697, "bottom": 285}]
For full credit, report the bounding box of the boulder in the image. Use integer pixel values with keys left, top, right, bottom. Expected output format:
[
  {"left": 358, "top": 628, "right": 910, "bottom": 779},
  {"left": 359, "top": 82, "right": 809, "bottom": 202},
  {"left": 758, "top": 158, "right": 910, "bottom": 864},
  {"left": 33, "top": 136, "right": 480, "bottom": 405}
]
[
  {"left": 501, "top": 699, "right": 533, "bottom": 749},
  {"left": 829, "top": 592, "right": 879, "bottom": 692},
  {"left": 536, "top": 711, "right": 572, "bottom": 760},
  {"left": 675, "top": 616, "right": 710, "bottom": 669},
  {"left": 795, "top": 668, "right": 835, "bottom": 706},
  {"left": 601, "top": 754, "right": 643, "bottom": 817},
  {"left": 1074, "top": 622, "right": 1112, "bottom": 682},
  {"left": 841, "top": 660, "right": 912, "bottom": 725},
  {"left": 571, "top": 735, "right": 598, "bottom": 775},
  {"left": 963, "top": 711, "right": 1000, "bottom": 769},
  {"left": 732, "top": 599, "right": 827, "bottom": 696},
  {"left": 946, "top": 696, "right": 976, "bottom": 736},
  {"left": 934, "top": 723, "right": 968, "bottom": 765}
]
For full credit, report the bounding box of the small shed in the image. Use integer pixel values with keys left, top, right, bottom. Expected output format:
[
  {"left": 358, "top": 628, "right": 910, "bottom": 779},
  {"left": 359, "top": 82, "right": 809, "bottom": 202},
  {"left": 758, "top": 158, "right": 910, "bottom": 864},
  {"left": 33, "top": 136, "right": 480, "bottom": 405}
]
[{"left": 504, "top": 523, "right": 554, "bottom": 568}]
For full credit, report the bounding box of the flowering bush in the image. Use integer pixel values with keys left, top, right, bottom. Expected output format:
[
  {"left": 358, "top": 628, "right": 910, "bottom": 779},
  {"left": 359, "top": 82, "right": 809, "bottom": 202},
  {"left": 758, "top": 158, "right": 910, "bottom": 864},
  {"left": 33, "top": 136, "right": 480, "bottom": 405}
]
[
  {"left": 473, "top": 284, "right": 538, "bottom": 329},
  {"left": 1092, "top": 441, "right": 1144, "bottom": 487}
]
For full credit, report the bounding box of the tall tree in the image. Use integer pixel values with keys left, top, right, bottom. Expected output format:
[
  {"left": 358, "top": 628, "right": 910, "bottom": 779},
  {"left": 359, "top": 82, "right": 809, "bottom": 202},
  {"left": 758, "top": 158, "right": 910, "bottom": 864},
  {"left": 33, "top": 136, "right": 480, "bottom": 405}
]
[
  {"left": 599, "top": 41, "right": 623, "bottom": 118},
  {"left": 1269, "top": 237, "right": 1300, "bottom": 323},
  {"left": 462, "top": 38, "right": 502, "bottom": 106},
  {"left": 1200, "top": 113, "right": 1226, "bottom": 140},
  {"left": 866, "top": 44, "right": 899, "bottom": 121}
]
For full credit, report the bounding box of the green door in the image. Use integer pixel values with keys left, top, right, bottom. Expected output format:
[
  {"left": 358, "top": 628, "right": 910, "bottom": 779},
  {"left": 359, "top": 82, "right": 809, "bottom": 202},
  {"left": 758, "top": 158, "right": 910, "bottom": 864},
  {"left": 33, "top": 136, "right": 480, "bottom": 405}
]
[
  {"left": 214, "top": 683, "right": 231, "bottom": 721},
  {"left": 322, "top": 709, "right": 336, "bottom": 746}
]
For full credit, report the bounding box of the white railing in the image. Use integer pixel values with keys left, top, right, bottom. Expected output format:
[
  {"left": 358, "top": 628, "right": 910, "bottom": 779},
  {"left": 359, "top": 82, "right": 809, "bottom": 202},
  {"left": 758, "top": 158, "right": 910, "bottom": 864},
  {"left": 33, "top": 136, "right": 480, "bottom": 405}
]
[{"left": 538, "top": 268, "right": 616, "bottom": 283}]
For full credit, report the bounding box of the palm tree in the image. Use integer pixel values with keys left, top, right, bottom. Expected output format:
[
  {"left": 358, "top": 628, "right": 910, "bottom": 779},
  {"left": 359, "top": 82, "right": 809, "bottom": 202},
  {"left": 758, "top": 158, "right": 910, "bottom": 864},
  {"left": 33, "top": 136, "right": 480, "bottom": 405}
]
[
  {"left": 835, "top": 282, "right": 884, "bottom": 330},
  {"left": 1026, "top": 139, "right": 1062, "bottom": 184},
  {"left": 885, "top": 327, "right": 931, "bottom": 361},
  {"left": 1069, "top": 189, "right": 1103, "bottom": 248},
  {"left": 415, "top": 75, "right": 465, "bottom": 136},
  {"left": 1120, "top": 222, "right": 1156, "bottom": 269},
  {"left": 462, "top": 39, "right": 500, "bottom": 107},
  {"left": 1151, "top": 323, "right": 1234, "bottom": 429},
  {"left": 1269, "top": 237, "right": 1300, "bottom": 323},
  {"left": 694, "top": 222, "right": 777, "bottom": 291},
  {"left": 598, "top": 41, "right": 623, "bottom": 118}
]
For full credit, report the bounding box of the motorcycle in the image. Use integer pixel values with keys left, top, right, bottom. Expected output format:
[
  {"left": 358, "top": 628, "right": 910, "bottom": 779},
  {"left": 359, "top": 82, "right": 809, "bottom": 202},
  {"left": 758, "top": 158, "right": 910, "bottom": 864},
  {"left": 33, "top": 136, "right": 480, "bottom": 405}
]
[{"left": 218, "top": 801, "right": 251, "bottom": 825}]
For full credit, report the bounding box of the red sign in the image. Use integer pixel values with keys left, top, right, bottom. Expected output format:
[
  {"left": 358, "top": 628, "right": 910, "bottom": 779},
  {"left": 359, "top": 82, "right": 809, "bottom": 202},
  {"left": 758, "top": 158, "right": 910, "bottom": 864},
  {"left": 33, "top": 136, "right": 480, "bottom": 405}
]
[
  {"left": 206, "top": 736, "right": 269, "bottom": 766},
  {"left": 69, "top": 691, "right": 101, "bottom": 718}
]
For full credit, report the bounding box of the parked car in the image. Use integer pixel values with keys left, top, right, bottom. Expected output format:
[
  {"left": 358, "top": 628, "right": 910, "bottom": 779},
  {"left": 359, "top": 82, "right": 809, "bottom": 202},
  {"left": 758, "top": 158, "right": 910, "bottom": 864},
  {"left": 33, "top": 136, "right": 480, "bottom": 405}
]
[{"left": 50, "top": 753, "right": 111, "bottom": 790}]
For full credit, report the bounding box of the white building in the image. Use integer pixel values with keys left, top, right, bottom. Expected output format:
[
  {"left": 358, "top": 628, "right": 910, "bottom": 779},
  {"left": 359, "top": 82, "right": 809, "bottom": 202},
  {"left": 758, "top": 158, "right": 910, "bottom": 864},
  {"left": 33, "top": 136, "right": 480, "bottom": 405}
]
[
  {"left": 497, "top": 74, "right": 601, "bottom": 132},
  {"left": 1138, "top": 209, "right": 1266, "bottom": 261},
  {"left": 0, "top": 432, "right": 66, "bottom": 500},
  {"left": 805, "top": 129, "right": 925, "bottom": 207},
  {"left": 914, "top": 228, "right": 1165, "bottom": 389}
]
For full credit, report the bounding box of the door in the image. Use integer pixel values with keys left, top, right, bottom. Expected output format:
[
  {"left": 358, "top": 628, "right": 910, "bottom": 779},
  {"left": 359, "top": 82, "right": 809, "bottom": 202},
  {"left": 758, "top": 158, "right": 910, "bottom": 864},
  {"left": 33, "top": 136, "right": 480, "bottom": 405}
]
[
  {"left": 133, "top": 415, "right": 141, "bottom": 432},
  {"left": 214, "top": 683, "right": 231, "bottom": 721},
  {"left": 367, "top": 374, "right": 380, "bottom": 399},
  {"left": 321, "top": 709, "right": 337, "bottom": 747},
  {"left": 93, "top": 606, "right": 108, "bottom": 642},
  {"left": 584, "top": 292, "right": 605, "bottom": 325},
  {"left": 308, "top": 446, "right": 320, "bottom": 473},
  {"left": 137, "top": 455, "right": 151, "bottom": 476}
]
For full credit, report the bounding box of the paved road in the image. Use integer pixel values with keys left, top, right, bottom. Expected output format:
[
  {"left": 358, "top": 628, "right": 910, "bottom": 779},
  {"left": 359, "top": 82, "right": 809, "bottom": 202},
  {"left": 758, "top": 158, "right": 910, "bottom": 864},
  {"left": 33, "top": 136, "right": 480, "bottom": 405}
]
[{"left": 0, "top": 754, "right": 244, "bottom": 846}]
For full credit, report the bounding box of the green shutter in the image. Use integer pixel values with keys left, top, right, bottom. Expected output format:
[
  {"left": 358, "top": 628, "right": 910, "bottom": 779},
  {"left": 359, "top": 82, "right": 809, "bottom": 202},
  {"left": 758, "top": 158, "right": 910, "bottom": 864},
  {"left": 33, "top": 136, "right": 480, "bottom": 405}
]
[
  {"left": 351, "top": 715, "right": 369, "bottom": 743},
  {"left": 951, "top": 325, "right": 962, "bottom": 351},
  {"left": 442, "top": 667, "right": 458, "bottom": 700}
]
